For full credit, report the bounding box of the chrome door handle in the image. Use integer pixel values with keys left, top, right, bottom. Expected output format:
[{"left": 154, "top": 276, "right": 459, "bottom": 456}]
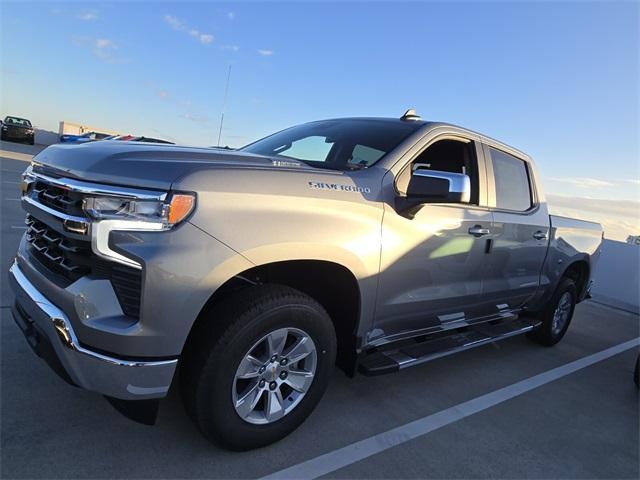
[
  {"left": 533, "top": 230, "right": 548, "bottom": 240},
  {"left": 468, "top": 226, "right": 490, "bottom": 237}
]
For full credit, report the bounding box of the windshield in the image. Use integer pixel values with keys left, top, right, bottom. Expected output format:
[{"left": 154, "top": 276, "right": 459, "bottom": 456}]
[
  {"left": 241, "top": 119, "right": 420, "bottom": 170},
  {"left": 5, "top": 117, "right": 32, "bottom": 127}
]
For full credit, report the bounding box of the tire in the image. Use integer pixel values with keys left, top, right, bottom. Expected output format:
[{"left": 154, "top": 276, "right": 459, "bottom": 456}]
[
  {"left": 527, "top": 277, "right": 577, "bottom": 346},
  {"left": 181, "top": 284, "right": 336, "bottom": 450}
]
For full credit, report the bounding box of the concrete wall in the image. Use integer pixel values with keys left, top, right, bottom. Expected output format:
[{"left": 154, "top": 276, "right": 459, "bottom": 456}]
[
  {"left": 591, "top": 239, "right": 640, "bottom": 313},
  {"left": 34, "top": 129, "right": 59, "bottom": 146}
]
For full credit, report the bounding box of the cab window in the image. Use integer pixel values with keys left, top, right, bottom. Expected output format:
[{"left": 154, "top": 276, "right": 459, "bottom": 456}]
[{"left": 489, "top": 147, "right": 532, "bottom": 211}]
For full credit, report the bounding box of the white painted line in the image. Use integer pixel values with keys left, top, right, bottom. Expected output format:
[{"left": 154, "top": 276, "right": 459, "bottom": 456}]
[
  {"left": 11, "top": 226, "right": 27, "bottom": 229},
  {"left": 4, "top": 198, "right": 20, "bottom": 201},
  {"left": 262, "top": 338, "right": 640, "bottom": 480}
]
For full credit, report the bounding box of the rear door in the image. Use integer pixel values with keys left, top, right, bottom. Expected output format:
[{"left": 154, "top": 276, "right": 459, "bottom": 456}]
[{"left": 482, "top": 144, "right": 549, "bottom": 310}]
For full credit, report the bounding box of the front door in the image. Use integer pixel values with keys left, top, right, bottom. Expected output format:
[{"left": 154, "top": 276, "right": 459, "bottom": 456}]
[{"left": 372, "top": 135, "right": 495, "bottom": 345}]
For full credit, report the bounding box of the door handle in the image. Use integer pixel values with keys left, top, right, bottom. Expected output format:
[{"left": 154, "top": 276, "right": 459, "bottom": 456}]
[
  {"left": 533, "top": 230, "right": 548, "bottom": 240},
  {"left": 468, "top": 225, "right": 490, "bottom": 237}
]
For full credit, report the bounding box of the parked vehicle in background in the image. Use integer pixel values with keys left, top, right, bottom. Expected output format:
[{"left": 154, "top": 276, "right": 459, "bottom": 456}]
[
  {"left": 1, "top": 116, "right": 35, "bottom": 145},
  {"left": 59, "top": 131, "right": 111, "bottom": 144},
  {"left": 111, "top": 135, "right": 136, "bottom": 141},
  {"left": 129, "top": 136, "right": 174, "bottom": 144},
  {"left": 9, "top": 110, "right": 603, "bottom": 450}
]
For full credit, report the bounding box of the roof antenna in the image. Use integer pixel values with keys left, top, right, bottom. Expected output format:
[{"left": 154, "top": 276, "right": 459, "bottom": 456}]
[
  {"left": 216, "top": 65, "right": 232, "bottom": 147},
  {"left": 401, "top": 108, "right": 421, "bottom": 121}
]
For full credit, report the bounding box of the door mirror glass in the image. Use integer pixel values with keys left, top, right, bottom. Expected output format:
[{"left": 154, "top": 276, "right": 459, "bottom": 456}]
[{"left": 406, "top": 169, "right": 471, "bottom": 204}]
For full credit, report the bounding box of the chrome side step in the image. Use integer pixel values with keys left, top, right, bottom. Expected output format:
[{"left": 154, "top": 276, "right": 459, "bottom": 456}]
[{"left": 358, "top": 318, "right": 541, "bottom": 376}]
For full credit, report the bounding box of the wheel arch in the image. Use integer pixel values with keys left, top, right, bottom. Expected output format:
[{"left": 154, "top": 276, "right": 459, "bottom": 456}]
[
  {"left": 184, "top": 259, "right": 364, "bottom": 376},
  {"left": 561, "top": 258, "right": 590, "bottom": 301}
]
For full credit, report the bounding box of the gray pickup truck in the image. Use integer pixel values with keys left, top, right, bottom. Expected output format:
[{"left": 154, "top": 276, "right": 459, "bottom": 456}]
[{"left": 9, "top": 110, "right": 603, "bottom": 449}]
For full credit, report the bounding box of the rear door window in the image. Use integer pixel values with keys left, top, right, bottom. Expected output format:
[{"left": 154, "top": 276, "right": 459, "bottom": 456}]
[{"left": 489, "top": 147, "right": 532, "bottom": 211}]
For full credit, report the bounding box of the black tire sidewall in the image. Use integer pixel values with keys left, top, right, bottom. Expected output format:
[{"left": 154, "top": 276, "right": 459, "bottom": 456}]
[
  {"left": 195, "top": 294, "right": 336, "bottom": 450},
  {"left": 538, "top": 278, "right": 577, "bottom": 345}
]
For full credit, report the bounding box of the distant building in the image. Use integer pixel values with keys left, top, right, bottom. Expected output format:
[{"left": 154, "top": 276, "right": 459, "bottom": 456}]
[
  {"left": 626, "top": 235, "right": 640, "bottom": 245},
  {"left": 58, "top": 120, "right": 118, "bottom": 137}
]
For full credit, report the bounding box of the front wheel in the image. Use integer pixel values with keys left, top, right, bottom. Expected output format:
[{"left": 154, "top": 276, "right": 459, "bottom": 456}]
[
  {"left": 181, "top": 284, "right": 336, "bottom": 450},
  {"left": 527, "top": 278, "right": 577, "bottom": 346}
]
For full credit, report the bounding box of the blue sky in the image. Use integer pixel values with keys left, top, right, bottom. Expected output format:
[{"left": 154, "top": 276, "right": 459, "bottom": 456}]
[{"left": 1, "top": 1, "right": 638, "bottom": 238}]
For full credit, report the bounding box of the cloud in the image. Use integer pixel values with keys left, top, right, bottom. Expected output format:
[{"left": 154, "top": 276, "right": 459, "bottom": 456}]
[
  {"left": 199, "top": 34, "right": 214, "bottom": 44},
  {"left": 52, "top": 7, "right": 100, "bottom": 21},
  {"left": 158, "top": 90, "right": 169, "bottom": 99},
  {"left": 73, "top": 36, "right": 122, "bottom": 63},
  {"left": 95, "top": 38, "right": 114, "bottom": 49},
  {"left": 547, "top": 177, "right": 615, "bottom": 189},
  {"left": 546, "top": 193, "right": 640, "bottom": 241},
  {"left": 221, "top": 44, "right": 240, "bottom": 52},
  {"left": 227, "top": 12, "right": 235, "bottom": 20},
  {"left": 77, "top": 11, "right": 98, "bottom": 21},
  {"left": 164, "top": 14, "right": 184, "bottom": 30},
  {"left": 182, "top": 113, "right": 210, "bottom": 125},
  {"left": 257, "top": 49, "right": 274, "bottom": 56},
  {"left": 164, "top": 14, "right": 214, "bottom": 45}
]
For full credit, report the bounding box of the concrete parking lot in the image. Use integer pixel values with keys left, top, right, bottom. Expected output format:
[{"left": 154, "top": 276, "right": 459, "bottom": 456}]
[{"left": 1, "top": 141, "right": 638, "bottom": 479}]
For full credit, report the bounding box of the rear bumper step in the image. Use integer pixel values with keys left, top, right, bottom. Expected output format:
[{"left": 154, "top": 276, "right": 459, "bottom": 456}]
[{"left": 359, "top": 318, "right": 540, "bottom": 376}]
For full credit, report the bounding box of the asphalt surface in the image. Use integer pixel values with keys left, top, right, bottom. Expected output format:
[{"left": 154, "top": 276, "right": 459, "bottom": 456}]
[{"left": 1, "top": 140, "right": 639, "bottom": 479}]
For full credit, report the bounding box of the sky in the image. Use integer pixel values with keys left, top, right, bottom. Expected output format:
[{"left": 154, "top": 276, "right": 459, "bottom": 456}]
[{"left": 1, "top": 1, "right": 638, "bottom": 240}]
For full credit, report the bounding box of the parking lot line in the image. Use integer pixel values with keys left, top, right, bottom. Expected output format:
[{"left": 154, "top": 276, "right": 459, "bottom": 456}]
[{"left": 262, "top": 338, "right": 639, "bottom": 480}]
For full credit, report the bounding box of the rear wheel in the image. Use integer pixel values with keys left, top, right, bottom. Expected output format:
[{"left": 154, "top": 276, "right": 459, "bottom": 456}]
[
  {"left": 527, "top": 278, "right": 577, "bottom": 346},
  {"left": 181, "top": 284, "right": 336, "bottom": 450}
]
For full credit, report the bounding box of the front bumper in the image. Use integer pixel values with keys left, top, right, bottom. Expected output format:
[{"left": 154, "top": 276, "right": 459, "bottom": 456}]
[
  {"left": 2, "top": 128, "right": 34, "bottom": 141},
  {"left": 8, "top": 261, "right": 177, "bottom": 400}
]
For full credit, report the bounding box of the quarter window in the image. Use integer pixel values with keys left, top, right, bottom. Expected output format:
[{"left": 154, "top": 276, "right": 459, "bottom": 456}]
[{"left": 490, "top": 147, "right": 532, "bottom": 211}]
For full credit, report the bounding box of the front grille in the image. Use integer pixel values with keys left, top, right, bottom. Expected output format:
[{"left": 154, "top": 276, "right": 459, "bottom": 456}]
[
  {"left": 32, "top": 179, "right": 85, "bottom": 216},
  {"left": 25, "top": 215, "right": 91, "bottom": 282},
  {"left": 24, "top": 184, "right": 143, "bottom": 319}
]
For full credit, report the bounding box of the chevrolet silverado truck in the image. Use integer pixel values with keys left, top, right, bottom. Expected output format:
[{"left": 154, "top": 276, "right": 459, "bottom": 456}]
[{"left": 9, "top": 111, "right": 603, "bottom": 450}]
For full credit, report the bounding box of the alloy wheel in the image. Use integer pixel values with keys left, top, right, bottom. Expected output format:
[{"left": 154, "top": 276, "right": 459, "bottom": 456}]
[
  {"left": 551, "top": 291, "right": 572, "bottom": 335},
  {"left": 232, "top": 327, "right": 317, "bottom": 425}
]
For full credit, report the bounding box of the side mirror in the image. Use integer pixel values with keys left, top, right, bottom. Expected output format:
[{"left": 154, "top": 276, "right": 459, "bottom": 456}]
[{"left": 397, "top": 169, "right": 471, "bottom": 215}]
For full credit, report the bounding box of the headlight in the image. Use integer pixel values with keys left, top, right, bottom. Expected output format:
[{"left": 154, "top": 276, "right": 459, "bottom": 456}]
[
  {"left": 83, "top": 192, "right": 195, "bottom": 230},
  {"left": 84, "top": 192, "right": 196, "bottom": 269},
  {"left": 20, "top": 165, "right": 36, "bottom": 196}
]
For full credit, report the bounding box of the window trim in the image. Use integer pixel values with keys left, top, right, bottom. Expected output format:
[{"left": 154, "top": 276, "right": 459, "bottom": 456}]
[{"left": 483, "top": 142, "right": 540, "bottom": 215}]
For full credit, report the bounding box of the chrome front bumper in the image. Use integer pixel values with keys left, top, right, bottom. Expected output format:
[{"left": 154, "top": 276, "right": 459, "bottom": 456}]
[{"left": 8, "top": 261, "right": 178, "bottom": 400}]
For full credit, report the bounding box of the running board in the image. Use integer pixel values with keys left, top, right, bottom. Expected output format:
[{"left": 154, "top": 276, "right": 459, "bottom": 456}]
[{"left": 359, "top": 318, "right": 541, "bottom": 376}]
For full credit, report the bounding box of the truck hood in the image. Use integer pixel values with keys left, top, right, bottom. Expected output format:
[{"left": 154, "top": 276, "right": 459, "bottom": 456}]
[{"left": 32, "top": 141, "right": 310, "bottom": 191}]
